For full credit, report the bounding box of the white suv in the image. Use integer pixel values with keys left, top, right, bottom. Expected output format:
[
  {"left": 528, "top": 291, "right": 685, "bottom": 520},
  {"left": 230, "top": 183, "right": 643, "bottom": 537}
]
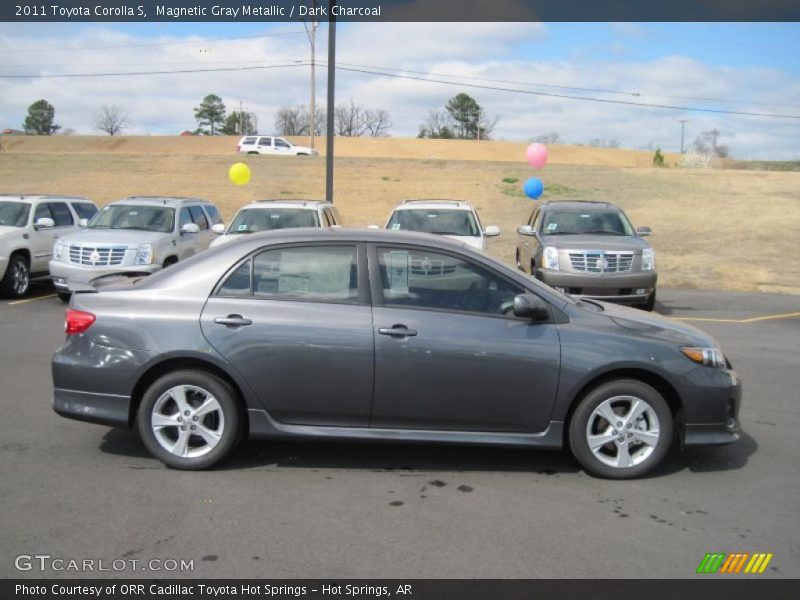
[
  {"left": 50, "top": 196, "right": 223, "bottom": 301},
  {"left": 211, "top": 200, "right": 341, "bottom": 248},
  {"left": 236, "top": 135, "right": 317, "bottom": 156},
  {"left": 0, "top": 194, "right": 98, "bottom": 298},
  {"left": 383, "top": 200, "right": 500, "bottom": 250}
]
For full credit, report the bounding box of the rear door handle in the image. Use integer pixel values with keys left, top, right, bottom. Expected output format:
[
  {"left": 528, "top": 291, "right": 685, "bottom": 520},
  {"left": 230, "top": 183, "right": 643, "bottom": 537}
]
[
  {"left": 378, "top": 325, "right": 418, "bottom": 338},
  {"left": 214, "top": 314, "right": 252, "bottom": 327}
]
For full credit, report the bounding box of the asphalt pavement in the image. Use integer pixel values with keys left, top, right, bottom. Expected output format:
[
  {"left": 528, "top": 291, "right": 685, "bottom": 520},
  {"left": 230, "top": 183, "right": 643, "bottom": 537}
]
[{"left": 0, "top": 284, "right": 798, "bottom": 579}]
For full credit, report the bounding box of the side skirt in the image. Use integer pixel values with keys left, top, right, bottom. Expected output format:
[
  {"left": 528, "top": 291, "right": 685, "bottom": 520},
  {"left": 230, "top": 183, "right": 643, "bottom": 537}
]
[{"left": 247, "top": 409, "right": 564, "bottom": 449}]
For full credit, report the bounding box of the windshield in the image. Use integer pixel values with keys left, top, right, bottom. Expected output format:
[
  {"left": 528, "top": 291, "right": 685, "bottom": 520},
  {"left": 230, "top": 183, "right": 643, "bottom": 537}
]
[
  {"left": 387, "top": 209, "right": 479, "bottom": 236},
  {"left": 0, "top": 201, "right": 31, "bottom": 228},
  {"left": 542, "top": 209, "right": 634, "bottom": 236},
  {"left": 228, "top": 208, "right": 320, "bottom": 233},
  {"left": 88, "top": 205, "right": 175, "bottom": 233}
]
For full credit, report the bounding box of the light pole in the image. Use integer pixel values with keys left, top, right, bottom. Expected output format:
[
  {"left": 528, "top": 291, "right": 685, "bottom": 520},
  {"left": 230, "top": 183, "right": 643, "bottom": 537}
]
[
  {"left": 304, "top": 12, "right": 318, "bottom": 149},
  {"left": 325, "top": 5, "right": 336, "bottom": 203},
  {"left": 679, "top": 120, "right": 688, "bottom": 154}
]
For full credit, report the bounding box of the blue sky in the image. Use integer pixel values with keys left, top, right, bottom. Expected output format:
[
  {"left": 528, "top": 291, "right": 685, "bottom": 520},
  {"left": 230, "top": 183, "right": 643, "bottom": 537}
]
[{"left": 0, "top": 22, "right": 798, "bottom": 158}]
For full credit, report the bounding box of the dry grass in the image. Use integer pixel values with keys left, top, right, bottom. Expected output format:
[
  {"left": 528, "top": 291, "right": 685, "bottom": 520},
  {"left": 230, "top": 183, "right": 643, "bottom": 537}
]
[{"left": 1, "top": 139, "right": 798, "bottom": 294}]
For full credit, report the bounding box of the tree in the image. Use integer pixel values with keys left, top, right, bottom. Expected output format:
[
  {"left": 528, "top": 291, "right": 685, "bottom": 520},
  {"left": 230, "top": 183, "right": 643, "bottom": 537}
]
[
  {"left": 652, "top": 148, "right": 665, "bottom": 167},
  {"left": 419, "top": 94, "right": 497, "bottom": 140},
  {"left": 221, "top": 111, "right": 257, "bottom": 136},
  {"left": 274, "top": 105, "right": 325, "bottom": 136},
  {"left": 334, "top": 100, "right": 366, "bottom": 137},
  {"left": 534, "top": 132, "right": 561, "bottom": 144},
  {"left": 193, "top": 94, "right": 226, "bottom": 135},
  {"left": 92, "top": 105, "right": 128, "bottom": 136},
  {"left": 693, "top": 129, "right": 729, "bottom": 158},
  {"left": 362, "top": 108, "right": 391, "bottom": 137},
  {"left": 23, "top": 99, "right": 60, "bottom": 135}
]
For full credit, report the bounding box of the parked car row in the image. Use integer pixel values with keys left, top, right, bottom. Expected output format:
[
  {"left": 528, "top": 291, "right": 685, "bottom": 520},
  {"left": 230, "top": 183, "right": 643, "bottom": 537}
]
[{"left": 2, "top": 194, "right": 656, "bottom": 311}]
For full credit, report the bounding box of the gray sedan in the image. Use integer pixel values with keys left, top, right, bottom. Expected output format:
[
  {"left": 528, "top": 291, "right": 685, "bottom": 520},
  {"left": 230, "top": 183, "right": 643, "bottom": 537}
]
[{"left": 52, "top": 229, "right": 741, "bottom": 478}]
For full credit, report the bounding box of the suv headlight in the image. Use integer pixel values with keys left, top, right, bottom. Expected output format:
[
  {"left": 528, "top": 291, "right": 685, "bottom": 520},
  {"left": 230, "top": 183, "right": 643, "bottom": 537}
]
[
  {"left": 681, "top": 347, "right": 726, "bottom": 368},
  {"left": 542, "top": 246, "right": 560, "bottom": 270},
  {"left": 134, "top": 244, "right": 154, "bottom": 265},
  {"left": 642, "top": 248, "right": 655, "bottom": 271},
  {"left": 53, "top": 239, "right": 64, "bottom": 262}
]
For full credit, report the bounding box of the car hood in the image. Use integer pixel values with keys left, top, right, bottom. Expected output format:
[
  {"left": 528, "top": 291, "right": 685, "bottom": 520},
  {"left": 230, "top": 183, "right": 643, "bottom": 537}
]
[
  {"left": 58, "top": 229, "right": 171, "bottom": 246},
  {"left": 443, "top": 235, "right": 484, "bottom": 250},
  {"left": 586, "top": 299, "right": 714, "bottom": 347},
  {"left": 540, "top": 234, "right": 649, "bottom": 251}
]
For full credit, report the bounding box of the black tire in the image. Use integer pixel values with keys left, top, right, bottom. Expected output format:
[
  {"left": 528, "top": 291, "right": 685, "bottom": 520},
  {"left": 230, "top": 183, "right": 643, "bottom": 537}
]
[
  {"left": 247, "top": 151, "right": 258, "bottom": 155},
  {"left": 137, "top": 369, "right": 242, "bottom": 470},
  {"left": 162, "top": 256, "right": 178, "bottom": 268},
  {"left": 638, "top": 290, "right": 656, "bottom": 312},
  {"left": 0, "top": 254, "right": 30, "bottom": 298},
  {"left": 57, "top": 292, "right": 71, "bottom": 303},
  {"left": 569, "top": 379, "right": 672, "bottom": 479}
]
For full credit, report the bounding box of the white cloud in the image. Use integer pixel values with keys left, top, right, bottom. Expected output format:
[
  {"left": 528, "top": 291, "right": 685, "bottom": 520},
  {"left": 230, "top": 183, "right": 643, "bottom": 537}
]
[{"left": 0, "top": 23, "right": 797, "bottom": 159}]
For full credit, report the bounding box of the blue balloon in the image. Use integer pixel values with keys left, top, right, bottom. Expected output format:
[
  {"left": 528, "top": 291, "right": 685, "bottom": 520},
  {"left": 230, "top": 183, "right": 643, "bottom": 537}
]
[{"left": 523, "top": 177, "right": 544, "bottom": 200}]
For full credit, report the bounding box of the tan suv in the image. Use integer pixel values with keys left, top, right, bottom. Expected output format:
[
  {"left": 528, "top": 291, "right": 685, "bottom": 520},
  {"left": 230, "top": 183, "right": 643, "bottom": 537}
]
[{"left": 516, "top": 200, "right": 657, "bottom": 310}]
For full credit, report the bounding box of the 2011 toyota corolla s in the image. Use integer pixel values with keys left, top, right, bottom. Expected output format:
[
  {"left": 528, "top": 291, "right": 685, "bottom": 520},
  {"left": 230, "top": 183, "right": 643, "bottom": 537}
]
[{"left": 52, "top": 228, "right": 741, "bottom": 478}]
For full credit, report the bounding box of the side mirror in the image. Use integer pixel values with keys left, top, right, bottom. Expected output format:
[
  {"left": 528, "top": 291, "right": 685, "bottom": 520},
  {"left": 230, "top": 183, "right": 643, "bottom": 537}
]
[
  {"left": 484, "top": 225, "right": 501, "bottom": 237},
  {"left": 367, "top": 225, "right": 380, "bottom": 230},
  {"left": 517, "top": 224, "right": 536, "bottom": 236},
  {"left": 78, "top": 218, "right": 89, "bottom": 228},
  {"left": 211, "top": 223, "right": 226, "bottom": 234},
  {"left": 513, "top": 293, "right": 549, "bottom": 321},
  {"left": 181, "top": 223, "right": 201, "bottom": 234},
  {"left": 34, "top": 217, "right": 55, "bottom": 229},
  {"left": 637, "top": 226, "right": 652, "bottom": 237}
]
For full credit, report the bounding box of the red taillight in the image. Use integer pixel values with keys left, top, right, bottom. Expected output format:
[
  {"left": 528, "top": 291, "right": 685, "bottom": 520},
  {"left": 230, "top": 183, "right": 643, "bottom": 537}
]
[{"left": 65, "top": 309, "right": 96, "bottom": 335}]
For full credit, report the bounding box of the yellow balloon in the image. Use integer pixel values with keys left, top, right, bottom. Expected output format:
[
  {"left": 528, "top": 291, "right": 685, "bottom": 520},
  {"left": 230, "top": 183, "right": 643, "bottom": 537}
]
[{"left": 228, "top": 162, "right": 251, "bottom": 186}]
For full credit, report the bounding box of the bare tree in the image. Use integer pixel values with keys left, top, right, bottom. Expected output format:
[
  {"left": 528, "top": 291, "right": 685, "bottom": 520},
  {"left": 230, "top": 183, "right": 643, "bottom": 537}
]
[
  {"left": 334, "top": 100, "right": 367, "bottom": 137},
  {"left": 534, "top": 132, "right": 561, "bottom": 144},
  {"left": 362, "top": 108, "right": 391, "bottom": 137},
  {"left": 274, "top": 105, "right": 325, "bottom": 136},
  {"left": 693, "top": 129, "right": 730, "bottom": 158},
  {"left": 418, "top": 109, "right": 455, "bottom": 139},
  {"left": 93, "top": 105, "right": 128, "bottom": 136}
]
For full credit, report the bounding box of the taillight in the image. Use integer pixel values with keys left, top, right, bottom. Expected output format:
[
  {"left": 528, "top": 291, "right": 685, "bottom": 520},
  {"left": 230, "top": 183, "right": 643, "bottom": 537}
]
[{"left": 65, "top": 309, "right": 96, "bottom": 335}]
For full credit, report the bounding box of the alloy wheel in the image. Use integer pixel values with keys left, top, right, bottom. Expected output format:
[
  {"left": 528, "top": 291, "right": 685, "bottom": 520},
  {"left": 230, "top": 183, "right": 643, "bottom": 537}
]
[
  {"left": 151, "top": 385, "right": 225, "bottom": 458},
  {"left": 585, "top": 395, "right": 660, "bottom": 469},
  {"left": 12, "top": 260, "right": 29, "bottom": 295}
]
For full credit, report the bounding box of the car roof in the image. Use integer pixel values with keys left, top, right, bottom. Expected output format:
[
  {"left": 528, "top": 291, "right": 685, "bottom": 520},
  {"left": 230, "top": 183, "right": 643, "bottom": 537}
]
[
  {"left": 240, "top": 199, "right": 331, "bottom": 210},
  {"left": 0, "top": 194, "right": 91, "bottom": 203},
  {"left": 110, "top": 196, "right": 212, "bottom": 207},
  {"left": 393, "top": 199, "right": 475, "bottom": 211},
  {"left": 541, "top": 200, "right": 617, "bottom": 210}
]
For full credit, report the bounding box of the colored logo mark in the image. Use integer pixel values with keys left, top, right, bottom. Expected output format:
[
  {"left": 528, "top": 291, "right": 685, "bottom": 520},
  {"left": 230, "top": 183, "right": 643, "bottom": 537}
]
[{"left": 696, "top": 552, "right": 773, "bottom": 574}]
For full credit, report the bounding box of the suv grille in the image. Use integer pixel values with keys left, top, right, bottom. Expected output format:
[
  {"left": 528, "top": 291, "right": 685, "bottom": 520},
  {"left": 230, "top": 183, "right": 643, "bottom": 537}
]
[
  {"left": 410, "top": 258, "right": 456, "bottom": 276},
  {"left": 68, "top": 244, "right": 128, "bottom": 267},
  {"left": 569, "top": 251, "right": 634, "bottom": 273}
]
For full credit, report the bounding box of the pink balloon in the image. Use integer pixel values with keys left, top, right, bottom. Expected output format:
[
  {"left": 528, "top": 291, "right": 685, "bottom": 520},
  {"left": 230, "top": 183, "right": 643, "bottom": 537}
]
[{"left": 526, "top": 143, "right": 548, "bottom": 169}]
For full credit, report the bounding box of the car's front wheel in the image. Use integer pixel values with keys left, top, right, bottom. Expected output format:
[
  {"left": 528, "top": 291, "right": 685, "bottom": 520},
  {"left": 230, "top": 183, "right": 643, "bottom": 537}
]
[
  {"left": 569, "top": 379, "right": 672, "bottom": 479},
  {"left": 0, "top": 254, "right": 30, "bottom": 298},
  {"left": 137, "top": 370, "right": 242, "bottom": 470}
]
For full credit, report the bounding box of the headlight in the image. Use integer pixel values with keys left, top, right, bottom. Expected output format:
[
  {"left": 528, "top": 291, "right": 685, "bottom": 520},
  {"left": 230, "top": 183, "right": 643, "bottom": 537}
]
[
  {"left": 134, "top": 244, "right": 154, "bottom": 265},
  {"left": 681, "top": 347, "right": 726, "bottom": 368},
  {"left": 542, "top": 246, "right": 560, "bottom": 270},
  {"left": 53, "top": 239, "right": 64, "bottom": 262},
  {"left": 642, "top": 248, "right": 655, "bottom": 271}
]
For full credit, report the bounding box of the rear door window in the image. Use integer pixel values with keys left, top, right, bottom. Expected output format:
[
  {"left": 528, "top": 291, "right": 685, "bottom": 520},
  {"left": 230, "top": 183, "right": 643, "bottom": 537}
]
[{"left": 258, "top": 137, "right": 273, "bottom": 147}]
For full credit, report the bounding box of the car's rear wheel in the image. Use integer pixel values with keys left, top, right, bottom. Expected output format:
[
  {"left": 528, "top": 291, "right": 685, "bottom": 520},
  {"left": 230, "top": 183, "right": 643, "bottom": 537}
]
[
  {"left": 569, "top": 379, "right": 672, "bottom": 479},
  {"left": 137, "top": 370, "right": 241, "bottom": 470},
  {"left": 1, "top": 254, "right": 30, "bottom": 298}
]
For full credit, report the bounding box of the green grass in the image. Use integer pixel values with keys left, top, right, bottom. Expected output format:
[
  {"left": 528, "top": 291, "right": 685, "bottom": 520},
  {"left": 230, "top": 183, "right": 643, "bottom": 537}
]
[{"left": 501, "top": 177, "right": 519, "bottom": 184}]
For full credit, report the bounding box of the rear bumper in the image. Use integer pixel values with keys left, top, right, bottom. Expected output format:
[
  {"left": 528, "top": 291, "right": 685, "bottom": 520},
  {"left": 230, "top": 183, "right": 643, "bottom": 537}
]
[
  {"left": 49, "top": 260, "right": 160, "bottom": 291},
  {"left": 536, "top": 268, "right": 657, "bottom": 303},
  {"left": 53, "top": 388, "right": 131, "bottom": 427}
]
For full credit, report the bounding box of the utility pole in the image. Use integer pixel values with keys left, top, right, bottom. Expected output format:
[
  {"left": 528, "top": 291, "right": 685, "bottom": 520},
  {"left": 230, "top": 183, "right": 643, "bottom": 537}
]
[
  {"left": 679, "top": 119, "right": 688, "bottom": 154},
  {"left": 304, "top": 12, "right": 318, "bottom": 149},
  {"left": 239, "top": 100, "right": 243, "bottom": 135},
  {"left": 325, "top": 5, "right": 336, "bottom": 203}
]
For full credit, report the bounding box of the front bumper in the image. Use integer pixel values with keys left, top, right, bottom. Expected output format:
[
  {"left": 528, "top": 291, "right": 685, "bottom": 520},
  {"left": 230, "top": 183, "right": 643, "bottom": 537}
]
[
  {"left": 681, "top": 367, "right": 742, "bottom": 446},
  {"left": 536, "top": 268, "right": 657, "bottom": 304},
  {"left": 0, "top": 256, "right": 8, "bottom": 280},
  {"left": 49, "top": 260, "right": 161, "bottom": 291}
]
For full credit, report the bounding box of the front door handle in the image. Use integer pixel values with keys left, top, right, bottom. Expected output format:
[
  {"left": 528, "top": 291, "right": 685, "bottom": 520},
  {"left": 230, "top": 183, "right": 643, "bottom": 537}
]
[
  {"left": 378, "top": 325, "right": 418, "bottom": 338},
  {"left": 214, "top": 314, "right": 252, "bottom": 327}
]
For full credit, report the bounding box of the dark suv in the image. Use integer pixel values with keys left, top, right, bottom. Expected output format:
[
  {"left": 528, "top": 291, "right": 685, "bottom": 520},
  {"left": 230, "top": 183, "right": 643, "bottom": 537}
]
[{"left": 516, "top": 201, "right": 656, "bottom": 310}]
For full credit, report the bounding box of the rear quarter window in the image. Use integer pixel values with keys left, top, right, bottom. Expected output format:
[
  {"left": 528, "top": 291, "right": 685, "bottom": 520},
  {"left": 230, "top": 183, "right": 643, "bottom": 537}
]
[
  {"left": 71, "top": 202, "right": 98, "bottom": 220},
  {"left": 242, "top": 137, "right": 257, "bottom": 145}
]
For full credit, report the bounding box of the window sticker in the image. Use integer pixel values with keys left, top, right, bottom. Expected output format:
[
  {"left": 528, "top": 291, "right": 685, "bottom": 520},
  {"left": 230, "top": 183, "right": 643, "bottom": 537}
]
[
  {"left": 427, "top": 213, "right": 438, "bottom": 218},
  {"left": 278, "top": 274, "right": 310, "bottom": 294},
  {"left": 580, "top": 214, "right": 591, "bottom": 218},
  {"left": 270, "top": 213, "right": 280, "bottom": 219},
  {"left": 390, "top": 223, "right": 401, "bottom": 230},
  {"left": 387, "top": 250, "right": 409, "bottom": 295},
  {"left": 546, "top": 222, "right": 558, "bottom": 231},
  {"left": 238, "top": 224, "right": 248, "bottom": 231}
]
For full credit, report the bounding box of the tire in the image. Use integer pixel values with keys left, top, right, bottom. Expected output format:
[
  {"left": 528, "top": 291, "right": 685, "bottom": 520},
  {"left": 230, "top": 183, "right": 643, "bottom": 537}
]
[
  {"left": 57, "top": 292, "right": 71, "bottom": 303},
  {"left": 162, "top": 256, "right": 178, "bottom": 268},
  {"left": 569, "top": 379, "right": 672, "bottom": 479},
  {"left": 0, "top": 254, "right": 30, "bottom": 299},
  {"left": 247, "top": 151, "right": 258, "bottom": 155},
  {"left": 137, "top": 370, "right": 242, "bottom": 470},
  {"left": 530, "top": 260, "right": 536, "bottom": 276},
  {"left": 638, "top": 290, "right": 656, "bottom": 312}
]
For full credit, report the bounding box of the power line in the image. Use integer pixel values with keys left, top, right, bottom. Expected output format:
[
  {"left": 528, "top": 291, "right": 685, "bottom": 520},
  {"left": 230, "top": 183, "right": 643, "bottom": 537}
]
[
  {"left": 331, "top": 64, "right": 800, "bottom": 120},
  {"left": 0, "top": 62, "right": 306, "bottom": 78},
  {"left": 0, "top": 31, "right": 305, "bottom": 53}
]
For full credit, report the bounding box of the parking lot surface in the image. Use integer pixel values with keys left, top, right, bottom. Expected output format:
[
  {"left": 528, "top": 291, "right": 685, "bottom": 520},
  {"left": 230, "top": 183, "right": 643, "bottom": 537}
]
[{"left": 1, "top": 285, "right": 798, "bottom": 578}]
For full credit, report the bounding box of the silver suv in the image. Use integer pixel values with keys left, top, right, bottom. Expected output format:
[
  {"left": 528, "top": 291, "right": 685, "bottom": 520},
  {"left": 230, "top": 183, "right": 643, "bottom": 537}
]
[
  {"left": 0, "top": 194, "right": 98, "bottom": 298},
  {"left": 516, "top": 200, "right": 657, "bottom": 310},
  {"left": 50, "top": 196, "right": 222, "bottom": 301}
]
